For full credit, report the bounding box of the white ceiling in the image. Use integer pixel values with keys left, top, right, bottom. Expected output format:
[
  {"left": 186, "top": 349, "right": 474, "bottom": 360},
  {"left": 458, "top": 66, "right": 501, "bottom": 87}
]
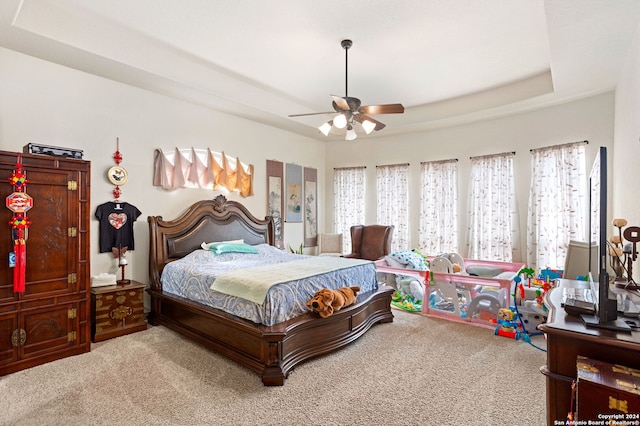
[{"left": 2, "top": 0, "right": 640, "bottom": 140}]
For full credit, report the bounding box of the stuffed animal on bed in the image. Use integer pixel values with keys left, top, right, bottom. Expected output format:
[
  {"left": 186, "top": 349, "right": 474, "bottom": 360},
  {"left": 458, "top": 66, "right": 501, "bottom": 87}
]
[{"left": 307, "top": 286, "right": 361, "bottom": 318}]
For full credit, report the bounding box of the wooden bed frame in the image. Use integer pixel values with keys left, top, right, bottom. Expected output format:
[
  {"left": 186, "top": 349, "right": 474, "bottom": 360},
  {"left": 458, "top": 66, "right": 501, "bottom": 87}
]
[{"left": 147, "top": 195, "right": 394, "bottom": 386}]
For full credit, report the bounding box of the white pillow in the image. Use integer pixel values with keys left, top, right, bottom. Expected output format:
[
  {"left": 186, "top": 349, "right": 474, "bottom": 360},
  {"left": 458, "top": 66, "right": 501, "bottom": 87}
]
[
  {"left": 384, "top": 255, "right": 406, "bottom": 269},
  {"left": 201, "top": 239, "right": 244, "bottom": 250}
]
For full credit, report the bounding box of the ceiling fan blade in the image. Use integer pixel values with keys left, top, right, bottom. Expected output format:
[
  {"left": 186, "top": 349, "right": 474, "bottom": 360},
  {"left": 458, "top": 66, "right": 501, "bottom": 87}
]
[
  {"left": 331, "top": 95, "right": 351, "bottom": 111},
  {"left": 288, "top": 111, "right": 335, "bottom": 117},
  {"left": 354, "top": 114, "right": 386, "bottom": 131},
  {"left": 358, "top": 103, "right": 405, "bottom": 115}
]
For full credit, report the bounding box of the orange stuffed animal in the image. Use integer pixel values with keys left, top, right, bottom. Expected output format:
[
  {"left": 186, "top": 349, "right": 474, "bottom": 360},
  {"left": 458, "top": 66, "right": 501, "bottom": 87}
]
[{"left": 307, "top": 286, "right": 361, "bottom": 318}]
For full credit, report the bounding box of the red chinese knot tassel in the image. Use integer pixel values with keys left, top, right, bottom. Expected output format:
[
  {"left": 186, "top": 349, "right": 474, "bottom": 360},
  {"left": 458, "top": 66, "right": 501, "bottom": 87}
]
[{"left": 6, "top": 155, "right": 33, "bottom": 293}]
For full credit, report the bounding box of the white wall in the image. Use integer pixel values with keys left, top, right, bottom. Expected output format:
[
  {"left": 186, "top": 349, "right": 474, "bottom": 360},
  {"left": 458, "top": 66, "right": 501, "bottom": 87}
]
[
  {"left": 324, "top": 93, "right": 615, "bottom": 264},
  {"left": 613, "top": 19, "right": 640, "bottom": 282},
  {"left": 0, "top": 47, "right": 325, "bottom": 285},
  {"left": 1, "top": 42, "right": 627, "bottom": 278}
]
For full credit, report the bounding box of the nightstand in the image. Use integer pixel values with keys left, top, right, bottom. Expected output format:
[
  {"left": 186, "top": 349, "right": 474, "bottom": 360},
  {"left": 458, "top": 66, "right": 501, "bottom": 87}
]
[{"left": 91, "top": 281, "right": 147, "bottom": 342}]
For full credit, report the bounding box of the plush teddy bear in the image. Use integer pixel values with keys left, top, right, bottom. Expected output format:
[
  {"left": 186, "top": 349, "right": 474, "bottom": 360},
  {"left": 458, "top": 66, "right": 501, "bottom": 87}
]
[{"left": 307, "top": 286, "right": 361, "bottom": 318}]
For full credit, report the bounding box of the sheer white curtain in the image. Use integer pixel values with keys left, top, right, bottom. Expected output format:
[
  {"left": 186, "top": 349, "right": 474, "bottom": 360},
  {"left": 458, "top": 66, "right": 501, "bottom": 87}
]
[
  {"left": 466, "top": 152, "right": 518, "bottom": 261},
  {"left": 376, "top": 163, "right": 409, "bottom": 251},
  {"left": 419, "top": 159, "right": 458, "bottom": 255},
  {"left": 527, "top": 142, "right": 586, "bottom": 269},
  {"left": 333, "top": 167, "right": 366, "bottom": 254}
]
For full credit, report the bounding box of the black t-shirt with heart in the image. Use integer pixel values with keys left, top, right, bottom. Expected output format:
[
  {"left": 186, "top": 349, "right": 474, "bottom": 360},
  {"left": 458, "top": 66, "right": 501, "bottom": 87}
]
[{"left": 95, "top": 202, "right": 142, "bottom": 253}]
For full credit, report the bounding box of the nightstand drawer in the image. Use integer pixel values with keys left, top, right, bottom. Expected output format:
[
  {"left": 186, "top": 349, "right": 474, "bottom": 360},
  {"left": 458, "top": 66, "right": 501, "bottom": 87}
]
[
  {"left": 91, "top": 281, "right": 147, "bottom": 342},
  {"left": 576, "top": 356, "right": 640, "bottom": 421}
]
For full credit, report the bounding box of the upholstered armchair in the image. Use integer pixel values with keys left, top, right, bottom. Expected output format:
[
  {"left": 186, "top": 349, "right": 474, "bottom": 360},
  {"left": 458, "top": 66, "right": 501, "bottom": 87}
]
[
  {"left": 343, "top": 224, "right": 394, "bottom": 261},
  {"left": 317, "top": 233, "right": 343, "bottom": 256}
]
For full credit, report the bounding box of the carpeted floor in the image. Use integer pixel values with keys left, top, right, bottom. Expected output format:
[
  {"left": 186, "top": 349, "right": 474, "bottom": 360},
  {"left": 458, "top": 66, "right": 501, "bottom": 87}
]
[{"left": 1, "top": 309, "right": 547, "bottom": 426}]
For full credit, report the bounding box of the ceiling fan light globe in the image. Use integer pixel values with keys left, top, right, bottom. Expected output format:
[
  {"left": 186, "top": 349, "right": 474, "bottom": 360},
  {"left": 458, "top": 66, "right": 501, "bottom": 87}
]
[
  {"left": 318, "top": 122, "right": 332, "bottom": 136},
  {"left": 333, "top": 114, "right": 348, "bottom": 129},
  {"left": 345, "top": 128, "right": 357, "bottom": 141},
  {"left": 362, "top": 119, "right": 376, "bottom": 134}
]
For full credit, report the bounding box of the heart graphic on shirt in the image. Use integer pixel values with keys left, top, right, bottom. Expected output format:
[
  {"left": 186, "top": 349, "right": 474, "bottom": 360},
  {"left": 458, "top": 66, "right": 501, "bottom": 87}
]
[{"left": 108, "top": 213, "right": 127, "bottom": 230}]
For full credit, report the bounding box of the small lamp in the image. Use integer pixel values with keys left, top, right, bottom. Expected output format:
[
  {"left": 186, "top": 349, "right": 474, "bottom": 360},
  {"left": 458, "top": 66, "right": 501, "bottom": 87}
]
[{"left": 112, "top": 245, "right": 131, "bottom": 286}]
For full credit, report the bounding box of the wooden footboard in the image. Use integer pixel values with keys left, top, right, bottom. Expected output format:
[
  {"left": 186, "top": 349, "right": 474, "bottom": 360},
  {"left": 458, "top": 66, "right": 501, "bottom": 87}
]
[{"left": 147, "top": 285, "right": 394, "bottom": 386}]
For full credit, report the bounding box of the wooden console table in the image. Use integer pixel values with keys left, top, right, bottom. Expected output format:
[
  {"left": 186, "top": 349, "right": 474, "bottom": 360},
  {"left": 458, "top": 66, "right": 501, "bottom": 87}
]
[{"left": 539, "top": 279, "right": 640, "bottom": 425}]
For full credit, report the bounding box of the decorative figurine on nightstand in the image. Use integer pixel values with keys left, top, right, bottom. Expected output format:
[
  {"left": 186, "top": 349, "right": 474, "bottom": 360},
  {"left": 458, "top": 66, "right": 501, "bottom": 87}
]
[
  {"left": 112, "top": 245, "right": 130, "bottom": 285},
  {"left": 610, "top": 218, "right": 639, "bottom": 290}
]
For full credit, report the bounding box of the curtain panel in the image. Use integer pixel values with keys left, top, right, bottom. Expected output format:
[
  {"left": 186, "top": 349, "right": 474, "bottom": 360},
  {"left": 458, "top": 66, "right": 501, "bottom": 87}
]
[
  {"left": 527, "top": 142, "right": 586, "bottom": 269},
  {"left": 376, "top": 163, "right": 410, "bottom": 251},
  {"left": 153, "top": 148, "right": 254, "bottom": 197},
  {"left": 333, "top": 167, "right": 366, "bottom": 254},
  {"left": 466, "top": 152, "right": 519, "bottom": 262},
  {"left": 419, "top": 159, "right": 458, "bottom": 256}
]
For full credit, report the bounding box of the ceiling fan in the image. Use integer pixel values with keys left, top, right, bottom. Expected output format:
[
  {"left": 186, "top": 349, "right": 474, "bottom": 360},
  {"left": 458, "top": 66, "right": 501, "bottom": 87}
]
[{"left": 288, "top": 39, "right": 404, "bottom": 140}]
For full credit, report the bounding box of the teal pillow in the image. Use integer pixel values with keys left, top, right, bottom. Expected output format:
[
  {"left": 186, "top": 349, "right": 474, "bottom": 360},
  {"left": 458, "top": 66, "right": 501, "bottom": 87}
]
[{"left": 208, "top": 243, "right": 259, "bottom": 255}]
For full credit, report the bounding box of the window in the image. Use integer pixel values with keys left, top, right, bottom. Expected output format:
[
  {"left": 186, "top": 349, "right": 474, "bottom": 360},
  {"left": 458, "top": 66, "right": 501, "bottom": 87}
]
[
  {"left": 467, "top": 152, "right": 518, "bottom": 261},
  {"left": 376, "top": 163, "right": 409, "bottom": 251},
  {"left": 333, "top": 167, "right": 366, "bottom": 254},
  {"left": 419, "top": 159, "right": 458, "bottom": 255},
  {"left": 527, "top": 142, "right": 586, "bottom": 269}
]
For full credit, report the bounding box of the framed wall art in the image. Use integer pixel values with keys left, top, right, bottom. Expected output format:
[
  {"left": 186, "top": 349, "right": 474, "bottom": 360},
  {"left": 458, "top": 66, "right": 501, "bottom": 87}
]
[
  {"left": 304, "top": 167, "right": 317, "bottom": 247},
  {"left": 285, "top": 163, "right": 302, "bottom": 223},
  {"left": 266, "top": 160, "right": 284, "bottom": 248}
]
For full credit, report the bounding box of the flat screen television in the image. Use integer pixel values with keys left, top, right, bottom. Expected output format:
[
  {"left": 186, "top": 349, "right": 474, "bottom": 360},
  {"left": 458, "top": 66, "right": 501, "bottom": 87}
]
[{"left": 580, "top": 146, "right": 631, "bottom": 331}]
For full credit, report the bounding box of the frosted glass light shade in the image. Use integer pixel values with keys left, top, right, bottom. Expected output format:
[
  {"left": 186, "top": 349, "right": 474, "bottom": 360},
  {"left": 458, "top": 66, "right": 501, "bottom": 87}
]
[
  {"left": 318, "top": 122, "right": 332, "bottom": 136},
  {"left": 345, "top": 128, "right": 357, "bottom": 141},
  {"left": 333, "top": 114, "right": 347, "bottom": 129},
  {"left": 362, "top": 119, "right": 376, "bottom": 134}
]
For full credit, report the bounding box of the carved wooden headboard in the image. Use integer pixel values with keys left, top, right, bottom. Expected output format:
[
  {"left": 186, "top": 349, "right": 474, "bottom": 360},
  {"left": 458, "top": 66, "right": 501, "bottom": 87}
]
[{"left": 147, "top": 195, "right": 274, "bottom": 290}]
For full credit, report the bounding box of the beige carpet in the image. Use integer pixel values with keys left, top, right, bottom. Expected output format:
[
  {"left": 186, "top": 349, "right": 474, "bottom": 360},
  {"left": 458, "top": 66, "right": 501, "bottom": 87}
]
[{"left": 1, "top": 309, "right": 547, "bottom": 426}]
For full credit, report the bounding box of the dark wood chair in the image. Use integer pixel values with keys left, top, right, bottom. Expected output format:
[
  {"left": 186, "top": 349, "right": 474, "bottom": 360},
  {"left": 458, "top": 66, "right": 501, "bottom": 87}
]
[{"left": 343, "top": 224, "right": 394, "bottom": 261}]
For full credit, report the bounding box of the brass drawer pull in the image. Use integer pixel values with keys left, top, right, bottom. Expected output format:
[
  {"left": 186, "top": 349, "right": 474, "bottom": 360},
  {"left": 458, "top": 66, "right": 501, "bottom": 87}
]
[{"left": 11, "top": 329, "right": 26, "bottom": 347}]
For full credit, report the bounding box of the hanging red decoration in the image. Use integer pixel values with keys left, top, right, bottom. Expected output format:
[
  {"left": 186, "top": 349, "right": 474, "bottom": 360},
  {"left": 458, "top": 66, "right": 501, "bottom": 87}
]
[
  {"left": 108, "top": 137, "right": 128, "bottom": 202},
  {"left": 6, "top": 155, "right": 32, "bottom": 293},
  {"left": 113, "top": 137, "right": 123, "bottom": 165}
]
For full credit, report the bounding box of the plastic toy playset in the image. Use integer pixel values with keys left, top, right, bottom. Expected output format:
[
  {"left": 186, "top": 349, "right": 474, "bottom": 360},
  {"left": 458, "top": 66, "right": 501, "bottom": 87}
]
[{"left": 376, "top": 252, "right": 557, "bottom": 334}]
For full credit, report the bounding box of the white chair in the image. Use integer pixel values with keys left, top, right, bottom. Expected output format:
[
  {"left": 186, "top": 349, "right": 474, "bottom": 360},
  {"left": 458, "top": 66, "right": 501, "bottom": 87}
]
[
  {"left": 317, "top": 233, "right": 343, "bottom": 256},
  {"left": 564, "top": 240, "right": 598, "bottom": 280}
]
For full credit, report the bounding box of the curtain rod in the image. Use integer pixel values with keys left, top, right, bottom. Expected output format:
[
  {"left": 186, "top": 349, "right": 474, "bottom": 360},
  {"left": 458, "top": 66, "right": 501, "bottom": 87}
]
[
  {"left": 469, "top": 151, "right": 515, "bottom": 160},
  {"left": 333, "top": 166, "right": 366, "bottom": 170},
  {"left": 376, "top": 163, "right": 410, "bottom": 168},
  {"left": 530, "top": 140, "right": 588, "bottom": 153},
  {"left": 420, "top": 158, "right": 458, "bottom": 165}
]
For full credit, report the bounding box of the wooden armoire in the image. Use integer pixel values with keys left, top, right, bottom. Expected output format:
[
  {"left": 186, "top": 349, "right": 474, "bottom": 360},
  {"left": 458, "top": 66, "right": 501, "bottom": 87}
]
[{"left": 0, "top": 150, "right": 91, "bottom": 376}]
